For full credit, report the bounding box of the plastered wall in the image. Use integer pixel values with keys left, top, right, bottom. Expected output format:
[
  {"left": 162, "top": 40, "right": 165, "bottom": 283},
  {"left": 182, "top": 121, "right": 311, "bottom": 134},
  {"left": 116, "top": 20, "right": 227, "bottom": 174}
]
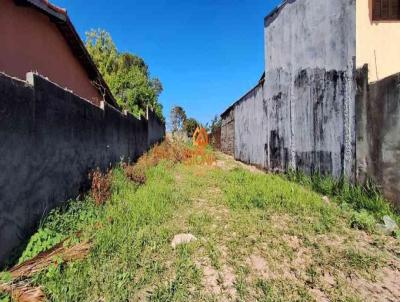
[
  {"left": 356, "top": 67, "right": 400, "bottom": 208},
  {"left": 0, "top": 0, "right": 103, "bottom": 105},
  {"left": 0, "top": 72, "right": 164, "bottom": 268},
  {"left": 261, "top": 0, "right": 356, "bottom": 177}
]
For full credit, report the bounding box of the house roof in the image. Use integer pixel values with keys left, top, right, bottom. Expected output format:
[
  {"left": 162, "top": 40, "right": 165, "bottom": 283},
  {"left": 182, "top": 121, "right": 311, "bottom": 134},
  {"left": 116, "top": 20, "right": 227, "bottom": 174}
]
[
  {"left": 221, "top": 73, "right": 265, "bottom": 118},
  {"left": 14, "top": 0, "right": 119, "bottom": 108}
]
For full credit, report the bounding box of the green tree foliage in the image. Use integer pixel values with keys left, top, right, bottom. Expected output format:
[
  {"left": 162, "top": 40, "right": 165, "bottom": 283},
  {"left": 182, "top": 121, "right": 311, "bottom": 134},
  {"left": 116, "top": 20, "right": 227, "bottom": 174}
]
[
  {"left": 183, "top": 118, "right": 200, "bottom": 138},
  {"left": 206, "top": 115, "right": 222, "bottom": 133},
  {"left": 85, "top": 29, "right": 164, "bottom": 121},
  {"left": 170, "top": 106, "right": 187, "bottom": 133}
]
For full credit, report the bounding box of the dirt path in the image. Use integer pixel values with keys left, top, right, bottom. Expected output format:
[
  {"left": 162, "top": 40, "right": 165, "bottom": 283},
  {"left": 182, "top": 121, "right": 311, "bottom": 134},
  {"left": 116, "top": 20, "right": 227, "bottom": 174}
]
[{"left": 160, "top": 154, "right": 400, "bottom": 302}]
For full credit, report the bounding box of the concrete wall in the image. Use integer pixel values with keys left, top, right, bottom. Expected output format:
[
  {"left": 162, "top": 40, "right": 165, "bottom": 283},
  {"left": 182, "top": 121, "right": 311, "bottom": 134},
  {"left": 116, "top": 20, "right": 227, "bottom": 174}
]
[
  {"left": 147, "top": 107, "right": 166, "bottom": 147},
  {"left": 221, "top": 109, "right": 235, "bottom": 156},
  {"left": 0, "top": 72, "right": 164, "bottom": 267},
  {"left": 265, "top": 0, "right": 356, "bottom": 177},
  {"left": 0, "top": 0, "right": 103, "bottom": 105},
  {"left": 356, "top": 0, "right": 400, "bottom": 82},
  {"left": 226, "top": 0, "right": 356, "bottom": 177},
  {"left": 234, "top": 83, "right": 267, "bottom": 168},
  {"left": 356, "top": 67, "right": 400, "bottom": 207}
]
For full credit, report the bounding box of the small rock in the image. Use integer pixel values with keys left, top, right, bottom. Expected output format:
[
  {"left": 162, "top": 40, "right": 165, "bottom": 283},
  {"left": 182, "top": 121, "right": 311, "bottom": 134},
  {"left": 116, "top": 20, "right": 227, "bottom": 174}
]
[
  {"left": 171, "top": 233, "right": 197, "bottom": 248},
  {"left": 322, "top": 196, "right": 330, "bottom": 204},
  {"left": 377, "top": 216, "right": 399, "bottom": 235}
]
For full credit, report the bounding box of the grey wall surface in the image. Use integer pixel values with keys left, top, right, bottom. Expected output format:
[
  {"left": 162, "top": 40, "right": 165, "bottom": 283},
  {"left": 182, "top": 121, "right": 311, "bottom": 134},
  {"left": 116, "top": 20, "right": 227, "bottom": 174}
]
[
  {"left": 264, "top": 0, "right": 356, "bottom": 177},
  {"left": 225, "top": 0, "right": 356, "bottom": 178},
  {"left": 356, "top": 67, "right": 400, "bottom": 208},
  {"left": 147, "top": 108, "right": 165, "bottom": 147},
  {"left": 0, "top": 72, "right": 164, "bottom": 267},
  {"left": 234, "top": 83, "right": 267, "bottom": 168}
]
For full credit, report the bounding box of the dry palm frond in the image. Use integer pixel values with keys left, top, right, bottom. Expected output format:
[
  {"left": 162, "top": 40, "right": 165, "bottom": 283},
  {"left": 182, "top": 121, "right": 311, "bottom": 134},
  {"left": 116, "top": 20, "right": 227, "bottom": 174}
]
[
  {"left": 0, "top": 241, "right": 90, "bottom": 301},
  {"left": 1, "top": 281, "right": 46, "bottom": 302},
  {"left": 9, "top": 240, "right": 91, "bottom": 279}
]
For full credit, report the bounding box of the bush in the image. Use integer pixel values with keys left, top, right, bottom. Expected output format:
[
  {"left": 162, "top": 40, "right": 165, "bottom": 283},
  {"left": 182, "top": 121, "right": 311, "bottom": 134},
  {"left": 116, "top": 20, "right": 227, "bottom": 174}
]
[
  {"left": 125, "top": 139, "right": 215, "bottom": 184},
  {"left": 125, "top": 164, "right": 147, "bottom": 185},
  {"left": 350, "top": 210, "right": 376, "bottom": 233},
  {"left": 18, "top": 199, "right": 100, "bottom": 263},
  {"left": 90, "top": 169, "right": 112, "bottom": 205}
]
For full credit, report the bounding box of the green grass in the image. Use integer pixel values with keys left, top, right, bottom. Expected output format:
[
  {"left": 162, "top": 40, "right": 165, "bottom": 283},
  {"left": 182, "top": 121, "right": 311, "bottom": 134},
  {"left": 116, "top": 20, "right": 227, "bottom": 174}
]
[
  {"left": 23, "top": 163, "right": 184, "bottom": 301},
  {"left": 2, "top": 151, "right": 399, "bottom": 301},
  {"left": 214, "top": 168, "right": 341, "bottom": 234},
  {"left": 285, "top": 170, "right": 400, "bottom": 232},
  {"left": 287, "top": 170, "right": 396, "bottom": 215}
]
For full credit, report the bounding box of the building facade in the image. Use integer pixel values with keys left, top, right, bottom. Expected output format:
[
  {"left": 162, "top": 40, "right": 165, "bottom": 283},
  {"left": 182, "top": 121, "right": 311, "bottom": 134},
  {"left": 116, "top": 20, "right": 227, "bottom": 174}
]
[
  {"left": 221, "top": 0, "right": 400, "bottom": 206},
  {"left": 0, "top": 0, "right": 117, "bottom": 107}
]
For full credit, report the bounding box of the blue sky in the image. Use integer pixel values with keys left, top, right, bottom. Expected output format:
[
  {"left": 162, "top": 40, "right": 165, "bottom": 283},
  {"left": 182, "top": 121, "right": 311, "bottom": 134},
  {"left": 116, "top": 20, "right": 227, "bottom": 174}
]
[{"left": 55, "top": 0, "right": 281, "bottom": 126}]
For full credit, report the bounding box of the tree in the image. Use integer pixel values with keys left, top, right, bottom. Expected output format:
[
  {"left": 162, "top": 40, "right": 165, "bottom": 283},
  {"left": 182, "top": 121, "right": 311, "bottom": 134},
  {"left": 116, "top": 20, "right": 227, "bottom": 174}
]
[
  {"left": 206, "top": 115, "right": 222, "bottom": 133},
  {"left": 170, "top": 106, "right": 187, "bottom": 133},
  {"left": 85, "top": 29, "right": 164, "bottom": 121},
  {"left": 183, "top": 118, "right": 200, "bottom": 138}
]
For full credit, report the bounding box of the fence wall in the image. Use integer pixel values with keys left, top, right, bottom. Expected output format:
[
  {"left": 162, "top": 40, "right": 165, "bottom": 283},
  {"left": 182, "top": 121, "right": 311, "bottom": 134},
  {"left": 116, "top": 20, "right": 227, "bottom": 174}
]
[
  {"left": 356, "top": 67, "right": 400, "bottom": 207},
  {"left": 147, "top": 108, "right": 165, "bottom": 147},
  {"left": 223, "top": 0, "right": 356, "bottom": 177},
  {"left": 0, "top": 72, "right": 165, "bottom": 267},
  {"left": 234, "top": 83, "right": 266, "bottom": 168},
  {"left": 221, "top": 109, "right": 235, "bottom": 156},
  {"left": 209, "top": 127, "right": 221, "bottom": 150}
]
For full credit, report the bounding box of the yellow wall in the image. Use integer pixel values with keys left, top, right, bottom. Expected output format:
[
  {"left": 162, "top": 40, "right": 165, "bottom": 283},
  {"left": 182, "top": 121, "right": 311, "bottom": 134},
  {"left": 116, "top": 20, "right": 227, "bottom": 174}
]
[{"left": 357, "top": 0, "right": 400, "bottom": 82}]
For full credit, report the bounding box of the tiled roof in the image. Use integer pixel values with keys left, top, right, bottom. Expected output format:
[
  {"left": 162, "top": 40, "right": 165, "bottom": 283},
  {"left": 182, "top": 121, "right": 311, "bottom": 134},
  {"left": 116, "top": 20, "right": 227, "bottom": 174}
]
[{"left": 41, "top": 0, "right": 66, "bottom": 15}]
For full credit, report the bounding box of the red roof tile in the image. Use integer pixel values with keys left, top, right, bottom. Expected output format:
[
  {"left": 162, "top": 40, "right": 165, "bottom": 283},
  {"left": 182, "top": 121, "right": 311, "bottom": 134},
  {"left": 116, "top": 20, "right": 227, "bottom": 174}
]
[{"left": 42, "top": 0, "right": 66, "bottom": 15}]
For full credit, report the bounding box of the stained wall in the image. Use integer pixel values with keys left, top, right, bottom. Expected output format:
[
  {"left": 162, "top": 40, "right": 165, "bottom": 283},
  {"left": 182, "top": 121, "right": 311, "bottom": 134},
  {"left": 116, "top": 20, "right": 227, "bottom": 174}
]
[
  {"left": 0, "top": 72, "right": 165, "bottom": 267},
  {"left": 230, "top": 0, "right": 357, "bottom": 177}
]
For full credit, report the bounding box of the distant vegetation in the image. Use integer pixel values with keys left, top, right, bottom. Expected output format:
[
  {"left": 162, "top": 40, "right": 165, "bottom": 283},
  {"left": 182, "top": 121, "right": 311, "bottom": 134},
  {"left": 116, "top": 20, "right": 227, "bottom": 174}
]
[
  {"left": 205, "top": 115, "right": 222, "bottom": 133},
  {"left": 170, "top": 106, "right": 201, "bottom": 137},
  {"left": 86, "top": 29, "right": 164, "bottom": 121}
]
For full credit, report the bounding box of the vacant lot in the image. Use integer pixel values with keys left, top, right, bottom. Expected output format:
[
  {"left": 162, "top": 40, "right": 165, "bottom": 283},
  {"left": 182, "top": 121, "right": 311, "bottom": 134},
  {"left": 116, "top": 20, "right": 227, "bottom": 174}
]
[{"left": 1, "top": 144, "right": 399, "bottom": 302}]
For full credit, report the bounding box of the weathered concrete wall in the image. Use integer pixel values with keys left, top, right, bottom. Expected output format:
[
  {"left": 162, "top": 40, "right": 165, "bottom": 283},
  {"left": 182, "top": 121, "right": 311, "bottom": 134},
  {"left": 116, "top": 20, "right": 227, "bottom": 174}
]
[
  {"left": 221, "top": 109, "right": 235, "bottom": 156},
  {"left": 356, "top": 67, "right": 400, "bottom": 207},
  {"left": 234, "top": 83, "right": 267, "bottom": 168},
  {"left": 265, "top": 0, "right": 356, "bottom": 72},
  {"left": 147, "top": 108, "right": 165, "bottom": 147},
  {"left": 228, "top": 0, "right": 356, "bottom": 177},
  {"left": 0, "top": 72, "right": 164, "bottom": 267},
  {"left": 264, "top": 0, "right": 356, "bottom": 177}
]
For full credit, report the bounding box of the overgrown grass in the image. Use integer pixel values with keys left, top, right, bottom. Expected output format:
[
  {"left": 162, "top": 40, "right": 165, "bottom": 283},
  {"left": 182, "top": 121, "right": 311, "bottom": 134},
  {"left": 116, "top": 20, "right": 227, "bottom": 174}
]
[
  {"left": 285, "top": 170, "right": 399, "bottom": 233},
  {"left": 17, "top": 163, "right": 182, "bottom": 301},
  {"left": 2, "top": 147, "right": 399, "bottom": 301},
  {"left": 214, "top": 168, "right": 340, "bottom": 234}
]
